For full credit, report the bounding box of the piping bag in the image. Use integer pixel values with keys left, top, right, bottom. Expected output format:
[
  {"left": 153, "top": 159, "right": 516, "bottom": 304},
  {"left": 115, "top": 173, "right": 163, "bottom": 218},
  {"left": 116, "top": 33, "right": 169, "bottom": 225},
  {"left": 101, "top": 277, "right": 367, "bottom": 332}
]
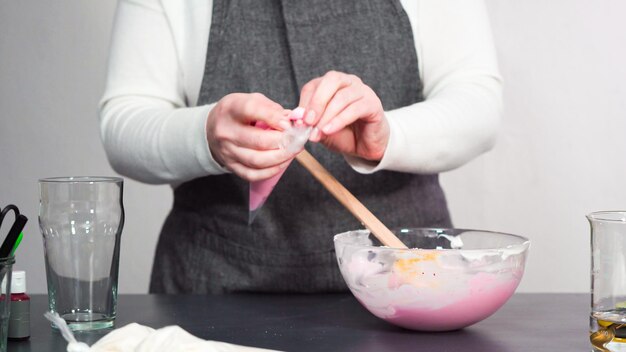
[{"left": 248, "top": 107, "right": 311, "bottom": 224}]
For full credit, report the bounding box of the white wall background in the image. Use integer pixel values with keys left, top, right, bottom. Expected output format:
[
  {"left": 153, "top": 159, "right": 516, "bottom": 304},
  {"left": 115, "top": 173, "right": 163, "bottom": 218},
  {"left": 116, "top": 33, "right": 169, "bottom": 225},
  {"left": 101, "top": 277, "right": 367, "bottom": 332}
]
[{"left": 1, "top": 1, "right": 624, "bottom": 294}]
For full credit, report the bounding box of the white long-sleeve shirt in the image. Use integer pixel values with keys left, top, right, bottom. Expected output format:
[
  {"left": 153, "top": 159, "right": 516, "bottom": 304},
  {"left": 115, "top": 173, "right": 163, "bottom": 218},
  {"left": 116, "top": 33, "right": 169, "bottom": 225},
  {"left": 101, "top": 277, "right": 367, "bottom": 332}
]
[{"left": 99, "top": 0, "right": 502, "bottom": 185}]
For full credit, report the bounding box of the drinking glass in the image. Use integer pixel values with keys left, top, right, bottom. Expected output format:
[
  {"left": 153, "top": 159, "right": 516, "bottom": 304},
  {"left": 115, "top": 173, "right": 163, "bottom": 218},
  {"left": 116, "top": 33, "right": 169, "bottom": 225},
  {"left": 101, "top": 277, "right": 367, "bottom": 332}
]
[
  {"left": 39, "top": 177, "right": 124, "bottom": 331},
  {"left": 589, "top": 211, "right": 626, "bottom": 351}
]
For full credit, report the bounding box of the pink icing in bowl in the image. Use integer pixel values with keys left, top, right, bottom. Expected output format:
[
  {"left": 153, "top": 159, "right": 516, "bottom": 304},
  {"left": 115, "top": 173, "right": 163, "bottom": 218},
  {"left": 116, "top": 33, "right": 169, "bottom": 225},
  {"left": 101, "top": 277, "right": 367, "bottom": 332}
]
[{"left": 334, "top": 228, "right": 530, "bottom": 332}]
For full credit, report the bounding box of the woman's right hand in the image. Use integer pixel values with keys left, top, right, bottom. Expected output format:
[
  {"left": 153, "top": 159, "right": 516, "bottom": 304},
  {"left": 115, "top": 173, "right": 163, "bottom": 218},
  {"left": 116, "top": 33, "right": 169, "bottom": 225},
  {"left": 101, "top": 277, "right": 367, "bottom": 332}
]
[{"left": 206, "top": 93, "right": 296, "bottom": 182}]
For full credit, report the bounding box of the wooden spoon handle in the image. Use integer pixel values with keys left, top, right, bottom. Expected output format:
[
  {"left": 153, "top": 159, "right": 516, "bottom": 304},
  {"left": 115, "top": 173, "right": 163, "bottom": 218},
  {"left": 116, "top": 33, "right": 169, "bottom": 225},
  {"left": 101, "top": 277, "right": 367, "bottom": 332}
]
[{"left": 295, "top": 149, "right": 408, "bottom": 249}]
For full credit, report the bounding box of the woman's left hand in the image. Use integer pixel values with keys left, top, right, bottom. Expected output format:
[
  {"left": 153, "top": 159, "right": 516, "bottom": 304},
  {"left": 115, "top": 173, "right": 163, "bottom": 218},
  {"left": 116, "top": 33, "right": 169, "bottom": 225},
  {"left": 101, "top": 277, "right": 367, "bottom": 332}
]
[{"left": 299, "top": 71, "right": 390, "bottom": 162}]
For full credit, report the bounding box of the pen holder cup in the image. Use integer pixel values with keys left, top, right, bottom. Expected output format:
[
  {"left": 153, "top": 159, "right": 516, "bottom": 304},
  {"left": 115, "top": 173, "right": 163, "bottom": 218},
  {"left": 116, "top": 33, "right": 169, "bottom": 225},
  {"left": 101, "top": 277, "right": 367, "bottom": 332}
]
[{"left": 0, "top": 256, "right": 15, "bottom": 352}]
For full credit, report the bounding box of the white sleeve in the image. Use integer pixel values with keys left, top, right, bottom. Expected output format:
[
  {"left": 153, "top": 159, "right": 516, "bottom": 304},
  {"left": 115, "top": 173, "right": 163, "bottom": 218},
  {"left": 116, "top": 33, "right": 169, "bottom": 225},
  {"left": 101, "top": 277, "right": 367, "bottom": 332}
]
[
  {"left": 99, "top": 0, "right": 227, "bottom": 185},
  {"left": 346, "top": 0, "right": 502, "bottom": 174}
]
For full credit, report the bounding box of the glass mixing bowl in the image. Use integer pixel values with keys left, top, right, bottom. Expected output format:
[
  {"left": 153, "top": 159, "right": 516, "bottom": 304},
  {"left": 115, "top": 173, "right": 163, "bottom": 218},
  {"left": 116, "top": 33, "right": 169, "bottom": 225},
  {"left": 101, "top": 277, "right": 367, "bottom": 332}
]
[{"left": 334, "top": 228, "right": 530, "bottom": 331}]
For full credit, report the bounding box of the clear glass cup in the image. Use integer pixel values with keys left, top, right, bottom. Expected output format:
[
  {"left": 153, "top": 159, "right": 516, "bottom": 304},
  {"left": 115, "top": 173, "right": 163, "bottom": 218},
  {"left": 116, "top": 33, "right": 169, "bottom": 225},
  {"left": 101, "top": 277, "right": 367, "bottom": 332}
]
[
  {"left": 0, "top": 256, "right": 14, "bottom": 352},
  {"left": 39, "top": 177, "right": 124, "bottom": 331},
  {"left": 588, "top": 211, "right": 626, "bottom": 351}
]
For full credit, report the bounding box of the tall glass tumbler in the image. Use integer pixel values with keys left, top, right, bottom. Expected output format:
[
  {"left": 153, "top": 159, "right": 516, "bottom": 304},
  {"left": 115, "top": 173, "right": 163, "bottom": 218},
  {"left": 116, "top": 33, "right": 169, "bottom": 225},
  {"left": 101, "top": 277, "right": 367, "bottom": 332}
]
[
  {"left": 39, "top": 177, "right": 124, "bottom": 331},
  {"left": 589, "top": 211, "right": 626, "bottom": 351}
]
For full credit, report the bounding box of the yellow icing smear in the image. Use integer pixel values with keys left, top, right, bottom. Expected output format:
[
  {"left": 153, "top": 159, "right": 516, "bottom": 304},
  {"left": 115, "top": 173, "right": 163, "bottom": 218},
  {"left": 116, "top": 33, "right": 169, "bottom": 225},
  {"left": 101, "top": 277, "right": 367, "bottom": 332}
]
[
  {"left": 391, "top": 252, "right": 440, "bottom": 288},
  {"left": 393, "top": 252, "right": 438, "bottom": 272}
]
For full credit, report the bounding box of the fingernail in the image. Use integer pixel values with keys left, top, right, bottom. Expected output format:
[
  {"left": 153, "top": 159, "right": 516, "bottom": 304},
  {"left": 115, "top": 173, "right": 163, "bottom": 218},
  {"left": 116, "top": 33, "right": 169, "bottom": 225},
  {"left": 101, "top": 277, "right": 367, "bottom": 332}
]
[
  {"left": 322, "top": 122, "right": 334, "bottom": 134},
  {"left": 304, "top": 110, "right": 316, "bottom": 125},
  {"left": 278, "top": 120, "right": 291, "bottom": 130},
  {"left": 292, "top": 107, "right": 306, "bottom": 120},
  {"left": 312, "top": 128, "right": 323, "bottom": 141},
  {"left": 309, "top": 127, "right": 319, "bottom": 141}
]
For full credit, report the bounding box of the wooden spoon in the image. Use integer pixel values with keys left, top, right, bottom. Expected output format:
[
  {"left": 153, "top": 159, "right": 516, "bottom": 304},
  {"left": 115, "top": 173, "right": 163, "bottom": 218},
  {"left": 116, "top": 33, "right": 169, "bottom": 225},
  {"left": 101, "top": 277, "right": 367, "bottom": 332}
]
[{"left": 295, "top": 149, "right": 408, "bottom": 249}]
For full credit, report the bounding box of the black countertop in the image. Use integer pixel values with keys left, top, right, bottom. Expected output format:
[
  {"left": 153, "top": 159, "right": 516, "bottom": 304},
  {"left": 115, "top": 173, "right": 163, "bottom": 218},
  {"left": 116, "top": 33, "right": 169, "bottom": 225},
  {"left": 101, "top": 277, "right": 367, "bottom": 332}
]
[{"left": 10, "top": 293, "right": 589, "bottom": 351}]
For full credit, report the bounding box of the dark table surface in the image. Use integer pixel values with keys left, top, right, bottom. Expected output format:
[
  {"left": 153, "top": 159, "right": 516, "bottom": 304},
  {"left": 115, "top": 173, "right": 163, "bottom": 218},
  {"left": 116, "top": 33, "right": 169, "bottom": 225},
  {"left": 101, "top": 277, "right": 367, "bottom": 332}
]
[{"left": 10, "top": 293, "right": 589, "bottom": 352}]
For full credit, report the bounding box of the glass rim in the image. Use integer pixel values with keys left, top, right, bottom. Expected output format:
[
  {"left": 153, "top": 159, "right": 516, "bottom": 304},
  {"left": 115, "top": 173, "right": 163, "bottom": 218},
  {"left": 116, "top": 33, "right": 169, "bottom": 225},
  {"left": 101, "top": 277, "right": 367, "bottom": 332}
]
[
  {"left": 334, "top": 227, "right": 531, "bottom": 252},
  {"left": 586, "top": 211, "right": 626, "bottom": 223},
  {"left": 38, "top": 176, "right": 123, "bottom": 184}
]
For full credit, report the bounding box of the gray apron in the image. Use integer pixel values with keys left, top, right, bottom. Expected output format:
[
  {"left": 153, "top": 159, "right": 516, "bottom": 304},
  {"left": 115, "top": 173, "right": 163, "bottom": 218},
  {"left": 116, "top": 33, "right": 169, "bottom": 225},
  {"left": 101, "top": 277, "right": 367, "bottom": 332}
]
[{"left": 150, "top": 0, "right": 452, "bottom": 294}]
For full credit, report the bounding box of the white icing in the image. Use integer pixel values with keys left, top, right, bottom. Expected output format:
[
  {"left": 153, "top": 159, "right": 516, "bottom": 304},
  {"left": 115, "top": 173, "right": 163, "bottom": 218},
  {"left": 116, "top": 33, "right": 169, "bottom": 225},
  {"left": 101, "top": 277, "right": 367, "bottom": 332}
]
[
  {"left": 437, "top": 234, "right": 464, "bottom": 249},
  {"left": 280, "top": 125, "right": 311, "bottom": 153}
]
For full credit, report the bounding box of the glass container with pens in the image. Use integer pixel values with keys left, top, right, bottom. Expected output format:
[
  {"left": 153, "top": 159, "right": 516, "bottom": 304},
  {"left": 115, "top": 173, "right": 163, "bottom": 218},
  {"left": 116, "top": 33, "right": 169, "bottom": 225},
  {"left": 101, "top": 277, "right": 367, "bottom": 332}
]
[{"left": 0, "top": 204, "right": 28, "bottom": 352}]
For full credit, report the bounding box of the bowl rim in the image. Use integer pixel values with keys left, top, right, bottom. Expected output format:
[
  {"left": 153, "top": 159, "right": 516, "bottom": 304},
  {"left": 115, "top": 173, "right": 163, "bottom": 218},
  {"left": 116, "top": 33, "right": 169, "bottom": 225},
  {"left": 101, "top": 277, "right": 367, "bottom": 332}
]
[{"left": 333, "top": 227, "right": 531, "bottom": 252}]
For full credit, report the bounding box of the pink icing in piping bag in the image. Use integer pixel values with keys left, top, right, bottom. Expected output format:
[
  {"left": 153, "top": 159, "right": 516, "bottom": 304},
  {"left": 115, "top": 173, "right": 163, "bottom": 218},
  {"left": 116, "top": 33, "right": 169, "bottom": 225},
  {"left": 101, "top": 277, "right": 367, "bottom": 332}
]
[{"left": 249, "top": 107, "right": 310, "bottom": 224}]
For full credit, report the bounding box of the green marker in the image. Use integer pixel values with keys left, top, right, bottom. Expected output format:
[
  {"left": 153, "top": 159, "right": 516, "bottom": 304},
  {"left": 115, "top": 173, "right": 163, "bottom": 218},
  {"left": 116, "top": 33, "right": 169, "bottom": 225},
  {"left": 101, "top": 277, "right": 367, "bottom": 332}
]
[{"left": 10, "top": 232, "right": 23, "bottom": 256}]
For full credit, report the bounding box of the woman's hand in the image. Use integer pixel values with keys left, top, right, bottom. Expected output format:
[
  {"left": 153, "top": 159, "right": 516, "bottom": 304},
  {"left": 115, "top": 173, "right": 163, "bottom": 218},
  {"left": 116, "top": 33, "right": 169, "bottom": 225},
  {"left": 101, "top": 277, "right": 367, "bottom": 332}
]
[
  {"left": 206, "top": 93, "right": 295, "bottom": 181},
  {"left": 299, "top": 71, "right": 390, "bottom": 161}
]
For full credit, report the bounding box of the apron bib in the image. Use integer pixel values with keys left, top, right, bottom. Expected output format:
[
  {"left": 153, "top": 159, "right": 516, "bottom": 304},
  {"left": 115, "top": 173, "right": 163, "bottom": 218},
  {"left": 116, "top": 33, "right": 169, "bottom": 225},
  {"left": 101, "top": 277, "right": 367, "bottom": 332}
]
[{"left": 150, "top": 0, "right": 451, "bottom": 294}]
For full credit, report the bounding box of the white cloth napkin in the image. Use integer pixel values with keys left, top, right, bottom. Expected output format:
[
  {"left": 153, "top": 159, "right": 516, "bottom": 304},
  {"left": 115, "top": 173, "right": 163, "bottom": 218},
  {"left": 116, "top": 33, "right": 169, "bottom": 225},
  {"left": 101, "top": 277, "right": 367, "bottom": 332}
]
[{"left": 45, "top": 312, "right": 280, "bottom": 352}]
